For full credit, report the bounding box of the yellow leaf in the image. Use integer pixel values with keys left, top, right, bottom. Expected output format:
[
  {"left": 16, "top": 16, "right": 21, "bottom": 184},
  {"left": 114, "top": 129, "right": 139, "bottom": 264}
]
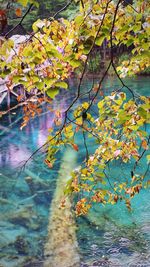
[{"left": 82, "top": 102, "right": 89, "bottom": 109}]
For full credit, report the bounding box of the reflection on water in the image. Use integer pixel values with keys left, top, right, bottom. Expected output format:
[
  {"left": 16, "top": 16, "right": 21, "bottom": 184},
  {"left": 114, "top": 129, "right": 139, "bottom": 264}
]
[{"left": 0, "top": 76, "right": 150, "bottom": 267}]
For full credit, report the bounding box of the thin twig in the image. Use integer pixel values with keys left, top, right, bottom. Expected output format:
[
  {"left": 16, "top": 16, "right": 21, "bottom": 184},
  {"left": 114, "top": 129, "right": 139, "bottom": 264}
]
[
  {"left": 5, "top": 4, "right": 33, "bottom": 38},
  {"left": 82, "top": 130, "right": 89, "bottom": 161},
  {"left": 53, "top": 0, "right": 73, "bottom": 18}
]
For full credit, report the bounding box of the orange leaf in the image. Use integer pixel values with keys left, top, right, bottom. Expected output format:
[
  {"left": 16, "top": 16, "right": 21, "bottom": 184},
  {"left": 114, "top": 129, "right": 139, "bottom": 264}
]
[
  {"left": 45, "top": 159, "right": 53, "bottom": 168},
  {"left": 75, "top": 126, "right": 80, "bottom": 132},
  {"left": 72, "top": 143, "right": 79, "bottom": 151},
  {"left": 15, "top": 8, "right": 22, "bottom": 17},
  {"left": 141, "top": 140, "right": 148, "bottom": 150}
]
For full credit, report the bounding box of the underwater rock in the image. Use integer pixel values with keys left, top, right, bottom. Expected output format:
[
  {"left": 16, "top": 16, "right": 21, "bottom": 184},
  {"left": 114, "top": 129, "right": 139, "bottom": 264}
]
[
  {"left": 23, "top": 259, "right": 44, "bottom": 267},
  {"left": 7, "top": 205, "right": 39, "bottom": 229},
  {"left": 0, "top": 221, "right": 26, "bottom": 249},
  {"left": 33, "top": 194, "right": 51, "bottom": 206},
  {"left": 0, "top": 197, "right": 16, "bottom": 206},
  {"left": 24, "top": 174, "right": 53, "bottom": 206},
  {"left": 0, "top": 255, "right": 36, "bottom": 267},
  {"left": 14, "top": 236, "right": 29, "bottom": 255},
  {"left": 25, "top": 174, "right": 50, "bottom": 193},
  {"left": 14, "top": 178, "right": 31, "bottom": 197}
]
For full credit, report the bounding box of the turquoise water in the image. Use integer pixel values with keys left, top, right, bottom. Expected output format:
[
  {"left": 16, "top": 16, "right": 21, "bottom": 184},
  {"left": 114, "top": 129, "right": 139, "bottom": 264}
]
[{"left": 0, "top": 76, "right": 150, "bottom": 267}]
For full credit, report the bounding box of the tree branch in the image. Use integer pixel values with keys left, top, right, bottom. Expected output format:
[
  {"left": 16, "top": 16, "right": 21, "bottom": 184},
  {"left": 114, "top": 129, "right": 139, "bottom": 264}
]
[{"left": 5, "top": 4, "right": 33, "bottom": 38}]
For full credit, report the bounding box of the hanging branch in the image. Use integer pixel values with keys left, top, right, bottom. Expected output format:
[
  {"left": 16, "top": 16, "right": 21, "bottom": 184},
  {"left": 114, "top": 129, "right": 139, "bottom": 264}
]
[
  {"left": 82, "top": 130, "right": 89, "bottom": 161},
  {"left": 5, "top": 4, "right": 34, "bottom": 38},
  {"left": 109, "top": 0, "right": 137, "bottom": 99},
  {"left": 13, "top": 0, "right": 123, "bottom": 167},
  {"left": 133, "top": 135, "right": 150, "bottom": 172}
]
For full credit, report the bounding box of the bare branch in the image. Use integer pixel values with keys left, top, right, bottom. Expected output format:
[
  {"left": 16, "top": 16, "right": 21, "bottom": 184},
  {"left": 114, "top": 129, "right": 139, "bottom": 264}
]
[
  {"left": 5, "top": 4, "right": 34, "bottom": 38},
  {"left": 53, "top": 0, "right": 74, "bottom": 18}
]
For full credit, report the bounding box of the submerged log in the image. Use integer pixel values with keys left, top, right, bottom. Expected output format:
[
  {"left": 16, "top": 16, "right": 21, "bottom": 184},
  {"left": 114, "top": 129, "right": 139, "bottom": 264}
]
[{"left": 44, "top": 149, "right": 80, "bottom": 267}]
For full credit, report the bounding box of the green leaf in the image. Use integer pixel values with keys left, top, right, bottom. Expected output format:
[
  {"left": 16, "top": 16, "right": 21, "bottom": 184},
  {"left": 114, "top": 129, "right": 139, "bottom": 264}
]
[
  {"left": 126, "top": 39, "right": 134, "bottom": 47},
  {"left": 69, "top": 59, "right": 81, "bottom": 68},
  {"left": 48, "top": 49, "right": 63, "bottom": 59},
  {"left": 12, "top": 75, "right": 24, "bottom": 83},
  {"left": 31, "top": 0, "right": 39, "bottom": 7},
  {"left": 45, "top": 78, "right": 56, "bottom": 87},
  {"left": 46, "top": 88, "right": 59, "bottom": 99},
  {"left": 55, "top": 81, "right": 68, "bottom": 89},
  {"left": 17, "top": 0, "right": 28, "bottom": 6},
  {"left": 138, "top": 107, "right": 147, "bottom": 119},
  {"left": 102, "top": 27, "right": 109, "bottom": 35},
  {"left": 75, "top": 15, "right": 83, "bottom": 25},
  {"left": 95, "top": 35, "right": 105, "bottom": 46},
  {"left": 34, "top": 81, "right": 45, "bottom": 90}
]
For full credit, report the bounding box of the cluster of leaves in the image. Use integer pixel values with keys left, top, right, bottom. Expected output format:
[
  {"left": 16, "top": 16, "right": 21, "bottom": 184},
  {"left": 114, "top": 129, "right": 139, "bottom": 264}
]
[
  {"left": 0, "top": 0, "right": 150, "bottom": 215},
  {"left": 0, "top": 17, "right": 87, "bottom": 102},
  {"left": 1, "top": 1, "right": 150, "bottom": 89},
  {"left": 46, "top": 92, "right": 150, "bottom": 215}
]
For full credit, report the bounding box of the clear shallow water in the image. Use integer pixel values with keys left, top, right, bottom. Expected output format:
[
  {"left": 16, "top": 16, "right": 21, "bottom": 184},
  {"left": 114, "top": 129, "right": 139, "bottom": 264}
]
[{"left": 0, "top": 76, "right": 150, "bottom": 267}]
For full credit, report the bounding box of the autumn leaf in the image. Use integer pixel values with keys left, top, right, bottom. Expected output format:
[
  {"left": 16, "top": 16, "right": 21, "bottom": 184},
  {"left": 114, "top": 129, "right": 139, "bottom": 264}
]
[
  {"left": 17, "top": 94, "right": 24, "bottom": 102},
  {"left": 75, "top": 126, "right": 80, "bottom": 132},
  {"left": 15, "top": 8, "right": 22, "bottom": 17},
  {"left": 72, "top": 143, "right": 79, "bottom": 151},
  {"left": 141, "top": 140, "right": 148, "bottom": 150},
  {"left": 114, "top": 195, "right": 119, "bottom": 203},
  {"left": 125, "top": 188, "right": 132, "bottom": 195},
  {"left": 45, "top": 159, "right": 53, "bottom": 168},
  {"left": 114, "top": 150, "right": 121, "bottom": 157}
]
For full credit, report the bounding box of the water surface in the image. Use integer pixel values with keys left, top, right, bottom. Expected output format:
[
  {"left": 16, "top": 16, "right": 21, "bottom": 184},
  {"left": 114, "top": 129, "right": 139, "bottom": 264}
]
[{"left": 0, "top": 76, "right": 150, "bottom": 267}]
